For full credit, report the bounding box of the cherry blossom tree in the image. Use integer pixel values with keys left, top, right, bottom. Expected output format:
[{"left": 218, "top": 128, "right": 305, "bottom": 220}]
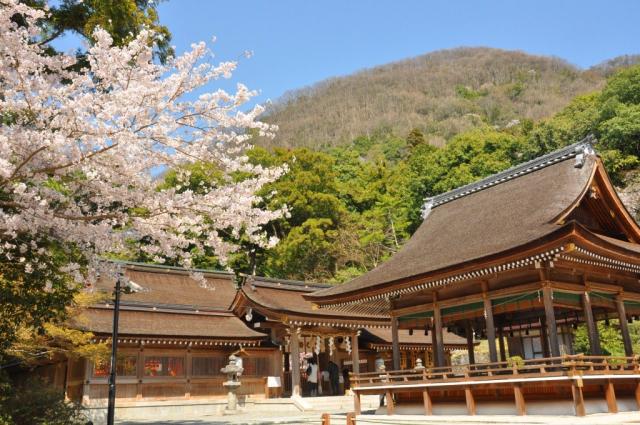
[{"left": 0, "top": 0, "right": 284, "bottom": 345}]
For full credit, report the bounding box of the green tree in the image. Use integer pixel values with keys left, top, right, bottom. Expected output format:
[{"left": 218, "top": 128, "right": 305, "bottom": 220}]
[
  {"left": 23, "top": 0, "right": 173, "bottom": 62},
  {"left": 404, "top": 127, "right": 533, "bottom": 230},
  {"left": 528, "top": 65, "right": 640, "bottom": 183},
  {"left": 573, "top": 320, "right": 625, "bottom": 356},
  {"left": 266, "top": 218, "right": 337, "bottom": 281},
  {"left": 407, "top": 128, "right": 426, "bottom": 148}
]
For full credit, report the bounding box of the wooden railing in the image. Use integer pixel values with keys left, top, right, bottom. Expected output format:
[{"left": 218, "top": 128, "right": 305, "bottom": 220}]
[{"left": 350, "top": 355, "right": 640, "bottom": 389}]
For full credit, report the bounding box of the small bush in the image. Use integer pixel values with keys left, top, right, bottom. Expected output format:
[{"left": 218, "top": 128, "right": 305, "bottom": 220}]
[{"left": 0, "top": 374, "right": 86, "bottom": 425}]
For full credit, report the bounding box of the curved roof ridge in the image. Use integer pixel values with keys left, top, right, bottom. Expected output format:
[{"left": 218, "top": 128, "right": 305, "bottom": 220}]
[
  {"left": 422, "top": 135, "right": 596, "bottom": 217},
  {"left": 250, "top": 275, "right": 331, "bottom": 290}
]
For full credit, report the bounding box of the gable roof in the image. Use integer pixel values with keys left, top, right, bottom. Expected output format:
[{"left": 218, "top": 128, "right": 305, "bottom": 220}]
[
  {"left": 306, "top": 138, "right": 633, "bottom": 305},
  {"left": 75, "top": 308, "right": 265, "bottom": 342},
  {"left": 92, "top": 262, "right": 237, "bottom": 312},
  {"left": 232, "top": 277, "right": 390, "bottom": 327}
]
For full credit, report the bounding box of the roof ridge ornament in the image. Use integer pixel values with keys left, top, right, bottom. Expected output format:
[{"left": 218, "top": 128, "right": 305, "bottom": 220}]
[{"left": 422, "top": 135, "right": 597, "bottom": 212}]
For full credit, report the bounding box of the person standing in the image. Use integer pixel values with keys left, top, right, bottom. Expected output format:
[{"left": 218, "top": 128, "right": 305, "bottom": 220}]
[
  {"left": 327, "top": 360, "right": 340, "bottom": 395},
  {"left": 307, "top": 358, "right": 319, "bottom": 396}
]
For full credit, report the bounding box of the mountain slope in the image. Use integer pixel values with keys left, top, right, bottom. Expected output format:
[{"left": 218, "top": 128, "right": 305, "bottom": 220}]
[{"left": 262, "top": 47, "right": 612, "bottom": 149}]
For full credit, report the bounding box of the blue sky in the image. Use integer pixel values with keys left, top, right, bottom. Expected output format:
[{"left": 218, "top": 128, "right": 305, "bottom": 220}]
[
  {"left": 155, "top": 0, "right": 640, "bottom": 105},
  {"left": 51, "top": 1, "right": 640, "bottom": 106}
]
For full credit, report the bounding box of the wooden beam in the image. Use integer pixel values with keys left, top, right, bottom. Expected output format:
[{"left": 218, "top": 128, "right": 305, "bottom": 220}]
[
  {"left": 393, "top": 281, "right": 543, "bottom": 318},
  {"left": 351, "top": 331, "right": 360, "bottom": 375},
  {"left": 616, "top": 293, "right": 634, "bottom": 357},
  {"left": 582, "top": 291, "right": 602, "bottom": 355},
  {"left": 136, "top": 347, "right": 143, "bottom": 400},
  {"left": 185, "top": 349, "right": 192, "bottom": 399},
  {"left": 553, "top": 279, "right": 622, "bottom": 295},
  {"left": 572, "top": 380, "right": 586, "bottom": 417},
  {"left": 498, "top": 328, "right": 507, "bottom": 362},
  {"left": 540, "top": 318, "right": 551, "bottom": 358},
  {"left": 542, "top": 285, "right": 561, "bottom": 357},
  {"left": 433, "top": 298, "right": 445, "bottom": 367},
  {"left": 391, "top": 318, "right": 400, "bottom": 371},
  {"left": 483, "top": 282, "right": 498, "bottom": 363},
  {"left": 386, "top": 390, "right": 394, "bottom": 415},
  {"left": 465, "top": 321, "right": 475, "bottom": 365},
  {"left": 290, "top": 327, "right": 301, "bottom": 396},
  {"left": 422, "top": 389, "right": 433, "bottom": 415},
  {"left": 605, "top": 379, "right": 618, "bottom": 413},
  {"left": 465, "top": 386, "right": 476, "bottom": 415},
  {"left": 514, "top": 383, "right": 526, "bottom": 416},
  {"left": 431, "top": 320, "right": 438, "bottom": 366},
  {"left": 321, "top": 413, "right": 330, "bottom": 425}
]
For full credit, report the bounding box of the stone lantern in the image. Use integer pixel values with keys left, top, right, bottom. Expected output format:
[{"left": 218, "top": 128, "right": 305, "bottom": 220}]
[{"left": 221, "top": 354, "right": 244, "bottom": 414}]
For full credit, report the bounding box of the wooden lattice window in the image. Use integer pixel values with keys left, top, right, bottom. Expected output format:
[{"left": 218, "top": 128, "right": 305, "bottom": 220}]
[
  {"left": 192, "top": 356, "right": 225, "bottom": 376},
  {"left": 143, "top": 356, "right": 185, "bottom": 377}
]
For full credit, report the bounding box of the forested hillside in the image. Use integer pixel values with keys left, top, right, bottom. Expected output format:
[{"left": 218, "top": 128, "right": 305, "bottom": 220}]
[
  {"left": 261, "top": 48, "right": 639, "bottom": 149},
  {"left": 148, "top": 64, "right": 640, "bottom": 285}
]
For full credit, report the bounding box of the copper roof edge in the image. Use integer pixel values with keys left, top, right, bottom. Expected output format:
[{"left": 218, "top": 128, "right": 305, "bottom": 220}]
[
  {"left": 108, "top": 259, "right": 234, "bottom": 278},
  {"left": 242, "top": 274, "right": 331, "bottom": 290},
  {"left": 422, "top": 135, "right": 597, "bottom": 217}
]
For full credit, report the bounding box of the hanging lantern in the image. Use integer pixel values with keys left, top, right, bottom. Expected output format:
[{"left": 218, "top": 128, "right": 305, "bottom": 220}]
[
  {"left": 329, "top": 336, "right": 335, "bottom": 356},
  {"left": 314, "top": 335, "right": 321, "bottom": 355},
  {"left": 345, "top": 336, "right": 352, "bottom": 354}
]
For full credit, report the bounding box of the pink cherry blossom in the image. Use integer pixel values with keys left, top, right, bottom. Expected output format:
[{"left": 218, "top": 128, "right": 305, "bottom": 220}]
[{"left": 0, "top": 0, "right": 284, "bottom": 282}]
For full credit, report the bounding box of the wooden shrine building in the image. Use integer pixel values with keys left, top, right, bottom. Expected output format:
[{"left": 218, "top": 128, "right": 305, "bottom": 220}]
[
  {"left": 36, "top": 263, "right": 467, "bottom": 406},
  {"left": 230, "top": 275, "right": 467, "bottom": 396},
  {"left": 306, "top": 138, "right": 640, "bottom": 416}
]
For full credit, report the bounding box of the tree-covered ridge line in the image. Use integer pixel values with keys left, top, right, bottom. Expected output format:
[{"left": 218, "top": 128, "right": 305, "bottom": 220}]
[
  {"left": 261, "top": 47, "right": 640, "bottom": 150},
  {"left": 153, "top": 64, "right": 640, "bottom": 284}
]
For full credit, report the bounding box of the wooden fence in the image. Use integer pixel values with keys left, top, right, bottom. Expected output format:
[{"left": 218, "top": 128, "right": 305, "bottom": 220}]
[{"left": 350, "top": 355, "right": 640, "bottom": 416}]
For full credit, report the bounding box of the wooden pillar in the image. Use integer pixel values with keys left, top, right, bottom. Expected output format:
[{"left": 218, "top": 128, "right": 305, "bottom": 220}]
[
  {"left": 433, "top": 299, "right": 445, "bottom": 367},
  {"left": 482, "top": 282, "right": 498, "bottom": 363},
  {"left": 498, "top": 328, "right": 507, "bottom": 362},
  {"left": 136, "top": 346, "right": 144, "bottom": 399},
  {"left": 616, "top": 293, "right": 634, "bottom": 357},
  {"left": 386, "top": 390, "right": 394, "bottom": 415},
  {"left": 513, "top": 383, "right": 526, "bottom": 415},
  {"left": 542, "top": 285, "right": 560, "bottom": 357},
  {"left": 351, "top": 331, "right": 360, "bottom": 375},
  {"left": 321, "top": 413, "right": 330, "bottom": 425},
  {"left": 391, "top": 317, "right": 401, "bottom": 371},
  {"left": 185, "top": 348, "right": 192, "bottom": 399},
  {"left": 465, "top": 321, "right": 475, "bottom": 365},
  {"left": 82, "top": 358, "right": 92, "bottom": 405},
  {"left": 572, "top": 380, "right": 586, "bottom": 417},
  {"left": 430, "top": 320, "right": 438, "bottom": 367},
  {"left": 464, "top": 386, "right": 476, "bottom": 415},
  {"left": 354, "top": 391, "right": 361, "bottom": 415},
  {"left": 635, "top": 380, "right": 640, "bottom": 409},
  {"left": 605, "top": 379, "right": 618, "bottom": 413},
  {"left": 290, "top": 327, "right": 301, "bottom": 396},
  {"left": 540, "top": 318, "right": 551, "bottom": 358},
  {"left": 64, "top": 358, "right": 71, "bottom": 401},
  {"left": 582, "top": 291, "right": 602, "bottom": 355},
  {"left": 422, "top": 389, "right": 433, "bottom": 415}
]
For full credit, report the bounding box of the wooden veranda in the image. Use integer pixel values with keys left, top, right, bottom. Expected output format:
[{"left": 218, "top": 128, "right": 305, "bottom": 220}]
[{"left": 350, "top": 355, "right": 640, "bottom": 416}]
